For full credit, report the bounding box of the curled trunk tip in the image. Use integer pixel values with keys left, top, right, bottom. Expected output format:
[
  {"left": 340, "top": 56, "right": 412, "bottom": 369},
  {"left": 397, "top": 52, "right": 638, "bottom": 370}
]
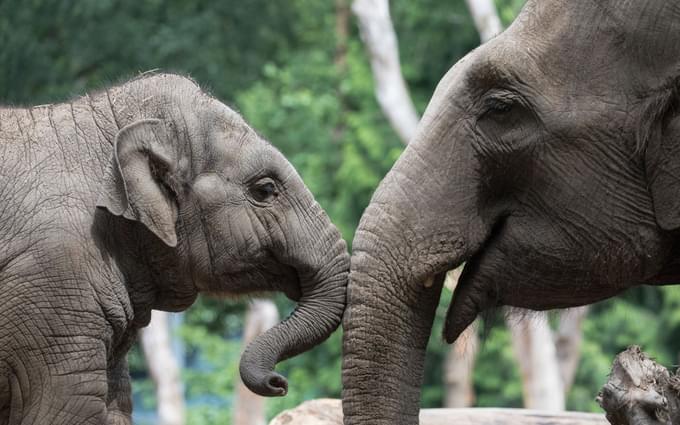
[
  {"left": 238, "top": 256, "right": 348, "bottom": 397},
  {"left": 239, "top": 347, "right": 288, "bottom": 396}
]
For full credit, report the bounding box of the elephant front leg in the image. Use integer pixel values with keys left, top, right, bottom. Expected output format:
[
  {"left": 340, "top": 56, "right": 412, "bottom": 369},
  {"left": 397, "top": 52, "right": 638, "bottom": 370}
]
[
  {"left": 106, "top": 358, "right": 132, "bottom": 425},
  {"left": 2, "top": 309, "right": 113, "bottom": 424},
  {"left": 6, "top": 352, "right": 111, "bottom": 425}
]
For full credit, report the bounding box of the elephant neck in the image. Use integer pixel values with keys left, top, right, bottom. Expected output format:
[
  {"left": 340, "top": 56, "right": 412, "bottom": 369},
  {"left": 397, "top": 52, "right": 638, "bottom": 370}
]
[{"left": 92, "top": 210, "right": 197, "bottom": 330}]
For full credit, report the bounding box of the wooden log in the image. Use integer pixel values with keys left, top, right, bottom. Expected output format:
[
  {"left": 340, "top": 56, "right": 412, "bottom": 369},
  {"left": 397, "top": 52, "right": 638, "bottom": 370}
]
[
  {"left": 269, "top": 399, "right": 608, "bottom": 425},
  {"left": 597, "top": 346, "right": 680, "bottom": 425},
  {"left": 270, "top": 399, "right": 342, "bottom": 425}
]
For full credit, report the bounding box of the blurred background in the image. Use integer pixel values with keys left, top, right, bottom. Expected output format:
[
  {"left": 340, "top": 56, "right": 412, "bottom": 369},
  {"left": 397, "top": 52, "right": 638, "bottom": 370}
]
[{"left": 2, "top": 0, "right": 679, "bottom": 424}]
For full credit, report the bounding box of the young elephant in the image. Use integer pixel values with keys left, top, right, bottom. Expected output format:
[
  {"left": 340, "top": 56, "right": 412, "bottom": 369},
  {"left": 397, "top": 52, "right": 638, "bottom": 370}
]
[{"left": 0, "top": 73, "right": 348, "bottom": 425}]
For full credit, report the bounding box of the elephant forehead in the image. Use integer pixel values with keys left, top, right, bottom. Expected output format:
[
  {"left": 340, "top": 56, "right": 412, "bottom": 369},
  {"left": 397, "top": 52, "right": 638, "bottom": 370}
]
[
  {"left": 238, "top": 141, "right": 293, "bottom": 182},
  {"left": 199, "top": 125, "right": 251, "bottom": 171}
]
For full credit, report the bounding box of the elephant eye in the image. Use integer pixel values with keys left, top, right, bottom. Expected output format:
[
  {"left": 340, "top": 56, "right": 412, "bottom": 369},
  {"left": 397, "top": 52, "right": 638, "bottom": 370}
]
[
  {"left": 485, "top": 96, "right": 515, "bottom": 115},
  {"left": 250, "top": 178, "right": 279, "bottom": 203}
]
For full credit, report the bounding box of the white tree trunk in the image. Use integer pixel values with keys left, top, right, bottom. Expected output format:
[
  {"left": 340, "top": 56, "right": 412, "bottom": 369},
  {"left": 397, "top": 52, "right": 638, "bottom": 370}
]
[
  {"left": 140, "top": 311, "right": 186, "bottom": 425},
  {"left": 465, "top": 0, "right": 503, "bottom": 43},
  {"left": 555, "top": 306, "right": 589, "bottom": 394},
  {"left": 444, "top": 324, "right": 478, "bottom": 407},
  {"left": 506, "top": 304, "right": 588, "bottom": 410},
  {"left": 233, "top": 299, "right": 280, "bottom": 425},
  {"left": 508, "top": 318, "right": 565, "bottom": 411},
  {"left": 351, "top": 0, "right": 420, "bottom": 144}
]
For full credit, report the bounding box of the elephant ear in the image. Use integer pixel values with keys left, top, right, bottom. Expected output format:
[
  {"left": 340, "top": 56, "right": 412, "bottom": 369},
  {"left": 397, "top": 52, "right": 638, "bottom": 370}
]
[
  {"left": 97, "top": 119, "right": 180, "bottom": 247},
  {"left": 644, "top": 78, "right": 680, "bottom": 231}
]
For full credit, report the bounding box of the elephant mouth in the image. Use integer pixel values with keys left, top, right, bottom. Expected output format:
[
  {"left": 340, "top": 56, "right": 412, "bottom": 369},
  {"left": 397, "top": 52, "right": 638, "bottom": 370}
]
[
  {"left": 282, "top": 273, "right": 302, "bottom": 301},
  {"left": 423, "top": 216, "right": 508, "bottom": 292},
  {"left": 210, "top": 262, "right": 301, "bottom": 300},
  {"left": 421, "top": 247, "right": 485, "bottom": 292},
  {"left": 270, "top": 263, "right": 302, "bottom": 301}
]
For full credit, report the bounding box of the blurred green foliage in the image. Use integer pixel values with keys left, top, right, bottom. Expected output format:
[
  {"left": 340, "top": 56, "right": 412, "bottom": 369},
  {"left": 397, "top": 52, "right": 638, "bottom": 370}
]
[{"left": 1, "top": 0, "right": 678, "bottom": 423}]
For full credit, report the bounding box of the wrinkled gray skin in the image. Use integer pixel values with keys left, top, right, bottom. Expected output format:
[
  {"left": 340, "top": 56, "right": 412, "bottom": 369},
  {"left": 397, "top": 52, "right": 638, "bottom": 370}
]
[
  {"left": 342, "top": 1, "right": 680, "bottom": 424},
  {"left": 0, "top": 73, "right": 348, "bottom": 425}
]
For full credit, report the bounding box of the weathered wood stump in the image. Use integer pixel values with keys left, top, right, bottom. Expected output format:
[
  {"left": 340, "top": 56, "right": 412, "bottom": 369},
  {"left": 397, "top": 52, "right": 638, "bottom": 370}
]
[
  {"left": 269, "top": 399, "right": 607, "bottom": 424},
  {"left": 597, "top": 346, "right": 680, "bottom": 425}
]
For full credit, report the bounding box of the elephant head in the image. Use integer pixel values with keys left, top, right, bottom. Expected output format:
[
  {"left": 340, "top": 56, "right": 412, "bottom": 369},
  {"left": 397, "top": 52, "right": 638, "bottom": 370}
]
[
  {"left": 342, "top": 1, "right": 680, "bottom": 423},
  {"left": 96, "top": 74, "right": 348, "bottom": 397}
]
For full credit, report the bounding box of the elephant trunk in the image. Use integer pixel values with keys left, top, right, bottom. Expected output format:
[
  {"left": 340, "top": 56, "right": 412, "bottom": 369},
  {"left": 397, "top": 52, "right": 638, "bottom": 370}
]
[
  {"left": 239, "top": 203, "right": 349, "bottom": 397},
  {"left": 341, "top": 200, "right": 451, "bottom": 424},
  {"left": 341, "top": 119, "right": 490, "bottom": 423},
  {"left": 342, "top": 217, "right": 447, "bottom": 424}
]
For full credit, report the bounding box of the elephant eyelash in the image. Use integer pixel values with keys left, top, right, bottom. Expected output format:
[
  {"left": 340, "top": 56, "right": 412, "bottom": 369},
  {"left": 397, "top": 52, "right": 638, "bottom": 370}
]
[
  {"left": 489, "top": 100, "right": 514, "bottom": 113},
  {"left": 483, "top": 94, "right": 519, "bottom": 115}
]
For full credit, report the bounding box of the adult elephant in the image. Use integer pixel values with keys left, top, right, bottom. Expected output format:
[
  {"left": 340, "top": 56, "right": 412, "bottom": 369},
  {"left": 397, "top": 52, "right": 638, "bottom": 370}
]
[
  {"left": 342, "top": 1, "right": 680, "bottom": 424},
  {"left": 0, "top": 73, "right": 348, "bottom": 425}
]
